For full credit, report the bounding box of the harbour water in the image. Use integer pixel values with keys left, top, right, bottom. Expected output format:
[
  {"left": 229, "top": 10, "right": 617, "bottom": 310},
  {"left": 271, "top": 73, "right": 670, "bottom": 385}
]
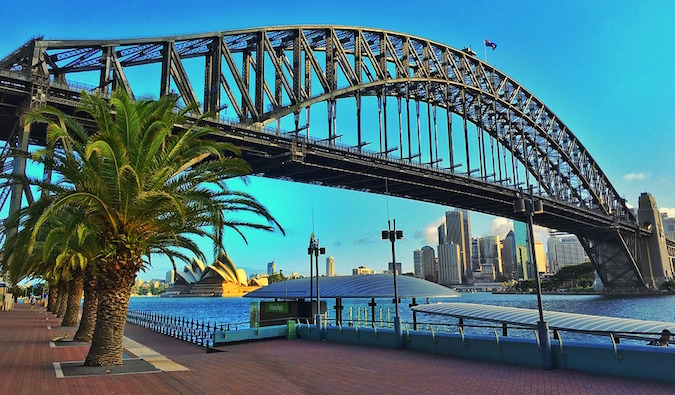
[{"left": 129, "top": 292, "right": 675, "bottom": 343}]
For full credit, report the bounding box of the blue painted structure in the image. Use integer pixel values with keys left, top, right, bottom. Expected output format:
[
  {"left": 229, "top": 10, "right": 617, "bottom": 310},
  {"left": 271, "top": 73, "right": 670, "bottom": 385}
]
[{"left": 295, "top": 323, "right": 675, "bottom": 383}]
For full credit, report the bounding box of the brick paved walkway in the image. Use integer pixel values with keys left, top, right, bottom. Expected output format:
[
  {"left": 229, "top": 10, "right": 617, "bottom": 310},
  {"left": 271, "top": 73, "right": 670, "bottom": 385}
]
[{"left": 1, "top": 304, "right": 673, "bottom": 394}]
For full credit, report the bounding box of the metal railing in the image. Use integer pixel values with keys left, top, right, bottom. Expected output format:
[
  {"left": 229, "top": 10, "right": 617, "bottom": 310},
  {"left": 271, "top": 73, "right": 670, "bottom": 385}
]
[{"left": 126, "top": 310, "right": 248, "bottom": 348}]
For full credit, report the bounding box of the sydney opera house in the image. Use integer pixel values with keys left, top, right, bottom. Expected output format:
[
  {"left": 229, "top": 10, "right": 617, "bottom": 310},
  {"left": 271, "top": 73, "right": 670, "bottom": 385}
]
[{"left": 164, "top": 250, "right": 267, "bottom": 297}]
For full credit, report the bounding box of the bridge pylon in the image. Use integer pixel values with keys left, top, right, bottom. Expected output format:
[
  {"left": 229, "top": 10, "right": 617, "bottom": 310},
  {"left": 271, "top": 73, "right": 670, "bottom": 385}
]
[{"left": 636, "top": 192, "right": 673, "bottom": 289}]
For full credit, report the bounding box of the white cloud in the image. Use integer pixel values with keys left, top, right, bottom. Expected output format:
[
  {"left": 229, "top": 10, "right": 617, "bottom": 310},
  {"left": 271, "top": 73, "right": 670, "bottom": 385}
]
[
  {"left": 419, "top": 217, "right": 444, "bottom": 245},
  {"left": 624, "top": 172, "right": 649, "bottom": 181},
  {"left": 482, "top": 218, "right": 513, "bottom": 239}
]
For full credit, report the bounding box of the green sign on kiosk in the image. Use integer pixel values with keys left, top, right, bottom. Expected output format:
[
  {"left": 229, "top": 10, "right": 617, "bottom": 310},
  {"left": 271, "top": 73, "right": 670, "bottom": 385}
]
[{"left": 264, "top": 302, "right": 289, "bottom": 314}]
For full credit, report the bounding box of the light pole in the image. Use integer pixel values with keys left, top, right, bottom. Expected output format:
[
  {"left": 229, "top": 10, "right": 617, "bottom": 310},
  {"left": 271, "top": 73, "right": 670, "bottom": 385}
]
[
  {"left": 514, "top": 185, "right": 553, "bottom": 370},
  {"left": 308, "top": 233, "right": 314, "bottom": 311},
  {"left": 382, "top": 219, "right": 403, "bottom": 349},
  {"left": 307, "top": 233, "right": 325, "bottom": 337}
]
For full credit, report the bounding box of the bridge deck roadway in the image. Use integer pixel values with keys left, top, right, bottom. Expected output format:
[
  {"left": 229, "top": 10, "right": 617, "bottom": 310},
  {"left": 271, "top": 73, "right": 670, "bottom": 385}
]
[{"left": 1, "top": 304, "right": 672, "bottom": 394}]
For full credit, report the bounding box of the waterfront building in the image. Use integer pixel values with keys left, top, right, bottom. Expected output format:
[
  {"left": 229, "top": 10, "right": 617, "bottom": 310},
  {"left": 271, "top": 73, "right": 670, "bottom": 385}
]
[
  {"left": 471, "top": 238, "right": 479, "bottom": 273},
  {"left": 547, "top": 235, "right": 588, "bottom": 273},
  {"left": 663, "top": 215, "right": 675, "bottom": 240},
  {"left": 478, "top": 236, "right": 503, "bottom": 281},
  {"left": 413, "top": 250, "right": 424, "bottom": 279},
  {"left": 387, "top": 261, "right": 402, "bottom": 274},
  {"left": 421, "top": 245, "right": 436, "bottom": 282},
  {"left": 437, "top": 243, "right": 462, "bottom": 285},
  {"left": 501, "top": 231, "right": 516, "bottom": 279},
  {"left": 534, "top": 242, "right": 547, "bottom": 275},
  {"left": 166, "top": 270, "right": 175, "bottom": 284},
  {"left": 267, "top": 260, "right": 276, "bottom": 276},
  {"left": 164, "top": 251, "right": 260, "bottom": 296},
  {"left": 444, "top": 209, "right": 472, "bottom": 282},
  {"left": 326, "top": 256, "right": 335, "bottom": 277},
  {"left": 291, "top": 272, "right": 300, "bottom": 279},
  {"left": 513, "top": 221, "right": 531, "bottom": 279},
  {"left": 353, "top": 266, "right": 374, "bottom": 275}
]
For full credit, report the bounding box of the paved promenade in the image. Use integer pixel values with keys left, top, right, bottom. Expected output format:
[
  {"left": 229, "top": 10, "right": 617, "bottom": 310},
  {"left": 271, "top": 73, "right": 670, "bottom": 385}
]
[{"left": 1, "top": 304, "right": 673, "bottom": 394}]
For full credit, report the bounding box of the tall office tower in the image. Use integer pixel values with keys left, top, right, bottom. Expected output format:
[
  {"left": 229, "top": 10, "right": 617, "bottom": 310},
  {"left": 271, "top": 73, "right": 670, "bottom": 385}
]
[
  {"left": 413, "top": 250, "right": 424, "bottom": 278},
  {"left": 547, "top": 235, "right": 588, "bottom": 273},
  {"left": 534, "top": 242, "right": 547, "bottom": 275},
  {"left": 326, "top": 256, "right": 335, "bottom": 277},
  {"left": 471, "top": 238, "right": 479, "bottom": 274},
  {"left": 438, "top": 243, "right": 462, "bottom": 285},
  {"left": 445, "top": 210, "right": 472, "bottom": 282},
  {"left": 461, "top": 209, "right": 472, "bottom": 271},
  {"left": 420, "top": 245, "right": 437, "bottom": 282},
  {"left": 267, "top": 260, "right": 276, "bottom": 276},
  {"left": 513, "top": 220, "right": 531, "bottom": 279},
  {"left": 501, "top": 230, "right": 516, "bottom": 279},
  {"left": 478, "top": 236, "right": 503, "bottom": 280},
  {"left": 438, "top": 223, "right": 446, "bottom": 245}
]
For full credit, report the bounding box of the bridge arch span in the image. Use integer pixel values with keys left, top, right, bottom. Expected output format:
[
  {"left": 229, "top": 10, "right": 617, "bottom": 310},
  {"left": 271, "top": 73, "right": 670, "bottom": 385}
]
[{"left": 0, "top": 25, "right": 657, "bottom": 290}]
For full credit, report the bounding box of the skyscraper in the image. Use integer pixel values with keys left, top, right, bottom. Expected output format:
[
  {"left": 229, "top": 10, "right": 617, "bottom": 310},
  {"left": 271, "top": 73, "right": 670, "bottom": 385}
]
[
  {"left": 437, "top": 223, "right": 446, "bottom": 245},
  {"left": 445, "top": 210, "right": 472, "bottom": 282},
  {"left": 461, "top": 209, "right": 472, "bottom": 272},
  {"left": 413, "top": 249, "right": 424, "bottom": 279},
  {"left": 326, "top": 256, "right": 335, "bottom": 277},
  {"left": 501, "top": 230, "right": 516, "bottom": 279},
  {"left": 421, "top": 245, "right": 436, "bottom": 282},
  {"left": 513, "top": 220, "right": 530, "bottom": 279},
  {"left": 437, "top": 243, "right": 462, "bottom": 285},
  {"left": 478, "top": 236, "right": 502, "bottom": 281},
  {"left": 267, "top": 260, "right": 276, "bottom": 276}
]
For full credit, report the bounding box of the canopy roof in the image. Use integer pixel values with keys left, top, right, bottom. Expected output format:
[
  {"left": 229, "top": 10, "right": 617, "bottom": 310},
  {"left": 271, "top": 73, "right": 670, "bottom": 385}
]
[
  {"left": 412, "top": 303, "right": 675, "bottom": 336},
  {"left": 245, "top": 274, "right": 459, "bottom": 299}
]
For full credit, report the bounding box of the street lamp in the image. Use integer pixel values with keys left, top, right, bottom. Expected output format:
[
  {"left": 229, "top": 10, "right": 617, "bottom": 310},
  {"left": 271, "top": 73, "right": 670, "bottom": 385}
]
[
  {"left": 307, "top": 233, "right": 325, "bottom": 336},
  {"left": 514, "top": 185, "right": 552, "bottom": 370},
  {"left": 308, "top": 234, "right": 314, "bottom": 309},
  {"left": 382, "top": 219, "right": 403, "bottom": 349}
]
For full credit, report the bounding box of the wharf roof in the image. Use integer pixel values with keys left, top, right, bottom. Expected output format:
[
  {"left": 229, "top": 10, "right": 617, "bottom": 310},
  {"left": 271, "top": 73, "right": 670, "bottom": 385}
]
[
  {"left": 412, "top": 302, "right": 675, "bottom": 337},
  {"left": 244, "top": 274, "right": 459, "bottom": 299}
]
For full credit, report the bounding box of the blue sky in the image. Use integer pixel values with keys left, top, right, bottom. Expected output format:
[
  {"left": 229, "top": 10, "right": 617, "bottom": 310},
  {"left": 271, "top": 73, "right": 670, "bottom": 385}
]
[{"left": 2, "top": 0, "right": 674, "bottom": 279}]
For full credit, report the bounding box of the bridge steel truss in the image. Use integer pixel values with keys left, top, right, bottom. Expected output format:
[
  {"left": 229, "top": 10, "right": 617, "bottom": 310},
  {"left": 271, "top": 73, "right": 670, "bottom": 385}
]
[{"left": 0, "top": 26, "right": 657, "bottom": 290}]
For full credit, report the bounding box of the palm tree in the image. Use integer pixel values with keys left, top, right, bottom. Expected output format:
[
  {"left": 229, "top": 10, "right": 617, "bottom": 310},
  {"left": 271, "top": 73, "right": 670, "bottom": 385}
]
[{"left": 23, "top": 90, "right": 282, "bottom": 366}]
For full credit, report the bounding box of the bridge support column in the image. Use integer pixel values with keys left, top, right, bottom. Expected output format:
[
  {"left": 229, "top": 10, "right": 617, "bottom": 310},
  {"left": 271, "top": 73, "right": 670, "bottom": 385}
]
[
  {"left": 637, "top": 192, "right": 672, "bottom": 288},
  {"left": 6, "top": 122, "right": 31, "bottom": 241}
]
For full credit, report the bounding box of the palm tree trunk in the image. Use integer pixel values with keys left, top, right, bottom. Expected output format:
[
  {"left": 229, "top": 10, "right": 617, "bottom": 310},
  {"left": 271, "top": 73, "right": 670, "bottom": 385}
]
[
  {"left": 56, "top": 281, "right": 68, "bottom": 318},
  {"left": 62, "top": 270, "right": 84, "bottom": 326},
  {"left": 74, "top": 267, "right": 98, "bottom": 342},
  {"left": 85, "top": 254, "right": 139, "bottom": 366},
  {"left": 47, "top": 281, "right": 58, "bottom": 313}
]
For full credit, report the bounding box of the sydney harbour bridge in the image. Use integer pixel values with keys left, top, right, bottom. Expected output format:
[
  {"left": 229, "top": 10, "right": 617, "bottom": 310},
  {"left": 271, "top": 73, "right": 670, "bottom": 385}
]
[{"left": 0, "top": 26, "right": 673, "bottom": 291}]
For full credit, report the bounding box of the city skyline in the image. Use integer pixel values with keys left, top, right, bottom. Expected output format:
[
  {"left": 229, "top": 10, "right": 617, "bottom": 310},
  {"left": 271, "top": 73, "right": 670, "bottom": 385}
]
[{"left": 1, "top": 1, "right": 673, "bottom": 280}]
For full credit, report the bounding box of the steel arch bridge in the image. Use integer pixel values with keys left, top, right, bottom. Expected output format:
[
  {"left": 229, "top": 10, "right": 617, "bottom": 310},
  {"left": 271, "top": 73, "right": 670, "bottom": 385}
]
[{"left": 0, "top": 26, "right": 670, "bottom": 290}]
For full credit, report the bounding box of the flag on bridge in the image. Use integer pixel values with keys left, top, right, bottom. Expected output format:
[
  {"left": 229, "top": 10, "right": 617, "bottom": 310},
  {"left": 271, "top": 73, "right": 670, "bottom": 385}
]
[{"left": 484, "top": 39, "right": 497, "bottom": 50}]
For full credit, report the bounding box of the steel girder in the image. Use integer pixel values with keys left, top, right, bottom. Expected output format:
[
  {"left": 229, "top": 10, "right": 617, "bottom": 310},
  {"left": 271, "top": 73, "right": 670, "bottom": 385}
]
[
  {"left": 0, "top": 26, "right": 633, "bottom": 230},
  {"left": 579, "top": 231, "right": 646, "bottom": 291},
  {"left": 1, "top": 26, "right": 653, "bottom": 289}
]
